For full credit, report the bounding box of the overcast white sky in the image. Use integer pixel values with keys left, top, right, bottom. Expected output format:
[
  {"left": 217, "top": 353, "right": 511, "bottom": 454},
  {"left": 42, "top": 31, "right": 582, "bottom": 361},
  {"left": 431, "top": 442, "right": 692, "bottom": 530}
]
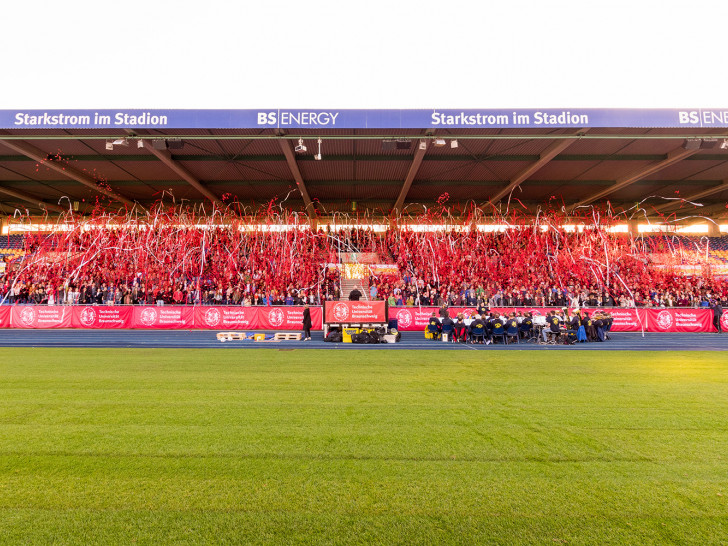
[{"left": 2, "top": 0, "right": 726, "bottom": 109}]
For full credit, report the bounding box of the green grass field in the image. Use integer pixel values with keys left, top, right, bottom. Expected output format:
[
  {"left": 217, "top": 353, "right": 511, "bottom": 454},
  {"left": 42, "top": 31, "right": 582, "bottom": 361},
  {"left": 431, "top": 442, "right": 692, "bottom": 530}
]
[{"left": 0, "top": 348, "right": 727, "bottom": 545}]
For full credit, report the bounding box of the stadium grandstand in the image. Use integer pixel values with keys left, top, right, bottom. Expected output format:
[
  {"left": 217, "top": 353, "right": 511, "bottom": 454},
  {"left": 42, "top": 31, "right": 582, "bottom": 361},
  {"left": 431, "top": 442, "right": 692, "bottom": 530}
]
[{"left": 1, "top": 108, "right": 728, "bottom": 321}]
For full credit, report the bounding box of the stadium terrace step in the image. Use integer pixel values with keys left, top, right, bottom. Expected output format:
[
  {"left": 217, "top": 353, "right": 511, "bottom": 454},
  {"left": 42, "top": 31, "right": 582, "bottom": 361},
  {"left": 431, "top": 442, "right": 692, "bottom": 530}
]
[{"left": 340, "top": 277, "right": 368, "bottom": 301}]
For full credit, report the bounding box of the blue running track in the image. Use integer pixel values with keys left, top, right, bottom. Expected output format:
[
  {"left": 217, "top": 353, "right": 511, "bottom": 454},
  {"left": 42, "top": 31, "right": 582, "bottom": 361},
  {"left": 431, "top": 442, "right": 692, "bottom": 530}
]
[{"left": 0, "top": 329, "right": 727, "bottom": 350}]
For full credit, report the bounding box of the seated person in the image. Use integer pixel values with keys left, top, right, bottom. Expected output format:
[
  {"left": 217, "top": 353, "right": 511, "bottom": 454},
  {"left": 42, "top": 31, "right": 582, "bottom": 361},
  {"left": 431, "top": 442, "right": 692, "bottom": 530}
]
[
  {"left": 542, "top": 311, "right": 562, "bottom": 343},
  {"left": 568, "top": 310, "right": 581, "bottom": 334},
  {"left": 469, "top": 314, "right": 486, "bottom": 343},
  {"left": 593, "top": 313, "right": 606, "bottom": 342},
  {"left": 601, "top": 312, "right": 613, "bottom": 340},
  {"left": 489, "top": 313, "right": 506, "bottom": 344},
  {"left": 441, "top": 313, "right": 455, "bottom": 337},
  {"left": 520, "top": 312, "right": 534, "bottom": 339},
  {"left": 505, "top": 313, "right": 520, "bottom": 342},
  {"left": 453, "top": 314, "right": 468, "bottom": 343},
  {"left": 426, "top": 312, "right": 442, "bottom": 340},
  {"left": 572, "top": 309, "right": 587, "bottom": 342},
  {"left": 583, "top": 312, "right": 597, "bottom": 341}
]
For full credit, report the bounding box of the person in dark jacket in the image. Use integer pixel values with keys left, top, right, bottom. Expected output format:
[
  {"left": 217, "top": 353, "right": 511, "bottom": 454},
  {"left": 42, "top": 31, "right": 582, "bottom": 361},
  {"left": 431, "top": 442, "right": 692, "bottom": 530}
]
[
  {"left": 302, "top": 305, "right": 312, "bottom": 340},
  {"left": 711, "top": 299, "right": 723, "bottom": 333},
  {"left": 349, "top": 286, "right": 362, "bottom": 301},
  {"left": 469, "top": 314, "right": 486, "bottom": 343}
]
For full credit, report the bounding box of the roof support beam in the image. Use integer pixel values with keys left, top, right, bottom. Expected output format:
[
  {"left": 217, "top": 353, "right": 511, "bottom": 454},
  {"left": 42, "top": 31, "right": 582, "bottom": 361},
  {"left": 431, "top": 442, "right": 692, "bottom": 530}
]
[
  {"left": 0, "top": 185, "right": 67, "bottom": 214},
  {"left": 0, "top": 134, "right": 137, "bottom": 208},
  {"left": 650, "top": 177, "right": 728, "bottom": 213},
  {"left": 129, "top": 131, "right": 221, "bottom": 206},
  {"left": 392, "top": 140, "right": 428, "bottom": 215},
  {"left": 489, "top": 129, "right": 590, "bottom": 205},
  {"left": 571, "top": 146, "right": 700, "bottom": 210},
  {"left": 661, "top": 201, "right": 728, "bottom": 221},
  {"left": 277, "top": 139, "right": 317, "bottom": 219}
]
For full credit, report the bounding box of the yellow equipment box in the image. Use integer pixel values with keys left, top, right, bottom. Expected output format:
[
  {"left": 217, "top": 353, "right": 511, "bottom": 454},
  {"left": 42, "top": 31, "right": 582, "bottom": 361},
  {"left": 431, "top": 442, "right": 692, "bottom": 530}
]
[{"left": 342, "top": 328, "right": 361, "bottom": 343}]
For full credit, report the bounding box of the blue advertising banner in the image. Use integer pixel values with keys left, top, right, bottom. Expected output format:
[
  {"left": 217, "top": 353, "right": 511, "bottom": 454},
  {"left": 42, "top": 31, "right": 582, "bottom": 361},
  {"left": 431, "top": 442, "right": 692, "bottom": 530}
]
[{"left": 1, "top": 109, "right": 727, "bottom": 130}]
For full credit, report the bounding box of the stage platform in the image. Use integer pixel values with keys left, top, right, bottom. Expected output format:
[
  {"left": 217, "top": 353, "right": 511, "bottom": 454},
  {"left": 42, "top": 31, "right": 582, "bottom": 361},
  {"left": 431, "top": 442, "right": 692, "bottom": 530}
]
[{"left": 0, "top": 329, "right": 727, "bottom": 351}]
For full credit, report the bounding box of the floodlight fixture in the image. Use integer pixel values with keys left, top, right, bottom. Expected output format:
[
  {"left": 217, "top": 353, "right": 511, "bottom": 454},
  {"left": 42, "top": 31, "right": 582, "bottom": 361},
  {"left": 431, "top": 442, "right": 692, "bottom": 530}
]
[
  {"left": 105, "top": 140, "right": 114, "bottom": 151},
  {"left": 450, "top": 139, "right": 459, "bottom": 149},
  {"left": 433, "top": 138, "right": 447, "bottom": 147},
  {"left": 396, "top": 139, "right": 412, "bottom": 150},
  {"left": 111, "top": 138, "right": 129, "bottom": 147},
  {"left": 382, "top": 139, "right": 397, "bottom": 151},
  {"left": 682, "top": 138, "right": 701, "bottom": 150},
  {"left": 295, "top": 138, "right": 307, "bottom": 153},
  {"left": 137, "top": 139, "right": 145, "bottom": 149},
  {"left": 419, "top": 141, "right": 427, "bottom": 150},
  {"left": 314, "top": 138, "right": 322, "bottom": 160},
  {"left": 721, "top": 139, "right": 728, "bottom": 150}
]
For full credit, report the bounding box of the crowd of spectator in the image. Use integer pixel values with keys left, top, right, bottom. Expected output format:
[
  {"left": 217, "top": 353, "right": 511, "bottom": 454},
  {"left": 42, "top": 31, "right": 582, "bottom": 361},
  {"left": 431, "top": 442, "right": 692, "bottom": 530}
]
[
  {"left": 1, "top": 224, "right": 726, "bottom": 308},
  {"left": 368, "top": 228, "right": 727, "bottom": 308}
]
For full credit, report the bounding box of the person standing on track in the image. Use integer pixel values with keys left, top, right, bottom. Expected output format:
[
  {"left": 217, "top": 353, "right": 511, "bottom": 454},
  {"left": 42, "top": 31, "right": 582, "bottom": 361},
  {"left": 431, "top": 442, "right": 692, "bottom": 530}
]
[
  {"left": 302, "top": 304, "right": 312, "bottom": 341},
  {"left": 711, "top": 299, "right": 723, "bottom": 333}
]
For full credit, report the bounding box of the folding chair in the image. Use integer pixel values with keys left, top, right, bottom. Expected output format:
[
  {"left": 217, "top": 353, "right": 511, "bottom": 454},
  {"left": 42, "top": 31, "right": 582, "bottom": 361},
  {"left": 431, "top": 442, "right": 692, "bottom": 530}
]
[
  {"left": 427, "top": 323, "right": 441, "bottom": 340},
  {"left": 491, "top": 324, "right": 506, "bottom": 345},
  {"left": 453, "top": 324, "right": 468, "bottom": 343},
  {"left": 519, "top": 321, "right": 536, "bottom": 342},
  {"left": 505, "top": 324, "right": 520, "bottom": 344},
  {"left": 441, "top": 322, "right": 454, "bottom": 342},
  {"left": 470, "top": 323, "right": 485, "bottom": 344}
]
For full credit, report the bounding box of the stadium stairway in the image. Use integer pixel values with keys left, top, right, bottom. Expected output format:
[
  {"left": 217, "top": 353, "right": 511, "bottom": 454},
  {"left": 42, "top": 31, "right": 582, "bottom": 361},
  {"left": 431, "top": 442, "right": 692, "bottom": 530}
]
[{"left": 339, "top": 277, "right": 369, "bottom": 301}]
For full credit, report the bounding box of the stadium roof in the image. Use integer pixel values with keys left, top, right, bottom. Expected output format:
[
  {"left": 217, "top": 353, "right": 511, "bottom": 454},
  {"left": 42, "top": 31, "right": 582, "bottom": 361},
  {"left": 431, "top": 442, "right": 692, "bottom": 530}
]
[{"left": 0, "top": 109, "right": 727, "bottom": 222}]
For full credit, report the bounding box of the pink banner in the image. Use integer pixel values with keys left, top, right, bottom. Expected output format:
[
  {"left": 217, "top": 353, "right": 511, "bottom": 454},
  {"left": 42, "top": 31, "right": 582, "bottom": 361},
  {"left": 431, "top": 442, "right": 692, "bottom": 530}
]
[
  {"left": 600, "top": 308, "right": 645, "bottom": 332},
  {"left": 0, "top": 305, "right": 719, "bottom": 333},
  {"left": 194, "top": 306, "right": 260, "bottom": 330},
  {"left": 0, "top": 306, "right": 10, "bottom": 328},
  {"left": 324, "top": 301, "right": 387, "bottom": 324},
  {"left": 131, "top": 306, "right": 194, "bottom": 329},
  {"left": 644, "top": 308, "right": 714, "bottom": 333},
  {"left": 389, "top": 307, "right": 442, "bottom": 330},
  {"left": 71, "top": 306, "right": 132, "bottom": 329},
  {"left": 389, "top": 306, "right": 712, "bottom": 333},
  {"left": 11, "top": 306, "right": 73, "bottom": 328},
  {"left": 258, "top": 306, "right": 322, "bottom": 330}
]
